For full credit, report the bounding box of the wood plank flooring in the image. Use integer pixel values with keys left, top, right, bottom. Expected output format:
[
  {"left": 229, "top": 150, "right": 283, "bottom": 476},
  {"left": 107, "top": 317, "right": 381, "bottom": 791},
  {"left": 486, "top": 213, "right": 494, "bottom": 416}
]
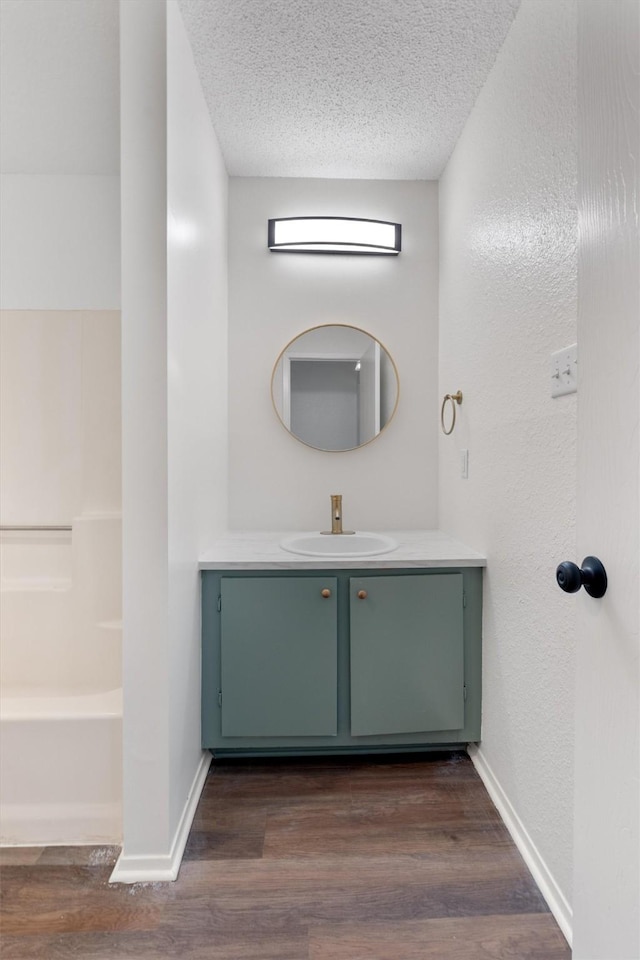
[{"left": 0, "top": 752, "right": 570, "bottom": 959}]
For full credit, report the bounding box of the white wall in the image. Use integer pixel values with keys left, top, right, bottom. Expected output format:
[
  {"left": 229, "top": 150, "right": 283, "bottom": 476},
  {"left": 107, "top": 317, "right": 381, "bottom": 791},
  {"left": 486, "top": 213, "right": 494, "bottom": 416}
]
[
  {"left": 116, "top": 0, "right": 228, "bottom": 879},
  {"left": 0, "top": 0, "right": 120, "bottom": 176},
  {"left": 438, "top": 0, "right": 577, "bottom": 935},
  {"left": 120, "top": 0, "right": 171, "bottom": 865},
  {"left": 166, "top": 0, "right": 228, "bottom": 839},
  {"left": 0, "top": 0, "right": 120, "bottom": 311},
  {"left": 228, "top": 178, "right": 439, "bottom": 532},
  {"left": 0, "top": 175, "right": 120, "bottom": 310},
  {"left": 573, "top": 2, "right": 639, "bottom": 957}
]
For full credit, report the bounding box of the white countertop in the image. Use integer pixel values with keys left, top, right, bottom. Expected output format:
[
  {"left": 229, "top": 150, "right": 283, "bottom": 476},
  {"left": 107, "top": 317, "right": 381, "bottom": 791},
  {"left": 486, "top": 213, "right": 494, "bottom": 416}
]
[{"left": 199, "top": 530, "right": 487, "bottom": 570}]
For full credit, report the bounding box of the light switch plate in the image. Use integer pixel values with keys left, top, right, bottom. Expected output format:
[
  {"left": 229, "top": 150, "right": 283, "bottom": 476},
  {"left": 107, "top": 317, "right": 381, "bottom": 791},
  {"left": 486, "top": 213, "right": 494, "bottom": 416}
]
[
  {"left": 551, "top": 343, "right": 577, "bottom": 397},
  {"left": 460, "top": 449, "right": 469, "bottom": 479}
]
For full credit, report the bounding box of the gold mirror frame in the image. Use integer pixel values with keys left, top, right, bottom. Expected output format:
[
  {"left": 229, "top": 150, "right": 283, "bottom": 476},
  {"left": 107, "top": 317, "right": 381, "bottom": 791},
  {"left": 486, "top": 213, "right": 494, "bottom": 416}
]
[{"left": 270, "top": 323, "right": 400, "bottom": 453}]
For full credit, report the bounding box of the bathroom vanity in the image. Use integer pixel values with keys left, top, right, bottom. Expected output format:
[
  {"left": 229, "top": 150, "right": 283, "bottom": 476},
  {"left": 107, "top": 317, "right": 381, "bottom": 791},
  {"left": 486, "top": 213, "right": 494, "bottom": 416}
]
[{"left": 200, "top": 531, "right": 486, "bottom": 757}]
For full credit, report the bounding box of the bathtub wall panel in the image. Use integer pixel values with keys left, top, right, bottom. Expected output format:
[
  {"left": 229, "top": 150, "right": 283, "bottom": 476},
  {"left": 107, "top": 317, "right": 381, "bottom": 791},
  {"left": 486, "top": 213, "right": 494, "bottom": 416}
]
[
  {"left": 81, "top": 311, "right": 122, "bottom": 516},
  {"left": 0, "top": 310, "right": 121, "bottom": 526},
  {"left": 0, "top": 308, "right": 123, "bottom": 843},
  {"left": 0, "top": 311, "right": 83, "bottom": 526}
]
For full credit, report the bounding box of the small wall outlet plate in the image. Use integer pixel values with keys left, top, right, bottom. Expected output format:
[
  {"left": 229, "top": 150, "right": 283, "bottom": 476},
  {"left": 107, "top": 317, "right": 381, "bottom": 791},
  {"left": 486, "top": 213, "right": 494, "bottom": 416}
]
[{"left": 551, "top": 343, "right": 577, "bottom": 397}]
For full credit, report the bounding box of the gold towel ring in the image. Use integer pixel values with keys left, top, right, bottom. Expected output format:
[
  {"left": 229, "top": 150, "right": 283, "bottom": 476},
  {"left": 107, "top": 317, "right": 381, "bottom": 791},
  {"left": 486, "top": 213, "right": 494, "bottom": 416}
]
[{"left": 441, "top": 391, "right": 463, "bottom": 435}]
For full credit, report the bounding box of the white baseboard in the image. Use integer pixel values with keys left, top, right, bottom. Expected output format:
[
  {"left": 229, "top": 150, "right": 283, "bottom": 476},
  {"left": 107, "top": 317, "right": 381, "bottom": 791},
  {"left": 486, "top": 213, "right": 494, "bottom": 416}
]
[
  {"left": 109, "top": 751, "right": 211, "bottom": 884},
  {"left": 468, "top": 744, "right": 572, "bottom": 947}
]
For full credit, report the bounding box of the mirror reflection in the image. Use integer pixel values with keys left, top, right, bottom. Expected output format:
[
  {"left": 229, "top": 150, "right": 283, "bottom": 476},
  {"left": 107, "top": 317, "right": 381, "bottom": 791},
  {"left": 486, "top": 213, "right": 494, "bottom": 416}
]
[{"left": 271, "top": 325, "right": 399, "bottom": 452}]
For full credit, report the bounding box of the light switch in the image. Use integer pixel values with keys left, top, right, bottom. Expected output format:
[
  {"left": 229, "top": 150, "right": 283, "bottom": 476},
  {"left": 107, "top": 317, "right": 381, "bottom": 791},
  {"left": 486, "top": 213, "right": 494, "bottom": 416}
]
[
  {"left": 460, "top": 449, "right": 469, "bottom": 479},
  {"left": 551, "top": 343, "right": 577, "bottom": 398}
]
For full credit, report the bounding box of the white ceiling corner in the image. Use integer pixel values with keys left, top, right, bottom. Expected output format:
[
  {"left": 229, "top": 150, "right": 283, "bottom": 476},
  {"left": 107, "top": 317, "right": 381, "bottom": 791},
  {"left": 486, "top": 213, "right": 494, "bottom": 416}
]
[{"left": 177, "top": 0, "right": 522, "bottom": 180}]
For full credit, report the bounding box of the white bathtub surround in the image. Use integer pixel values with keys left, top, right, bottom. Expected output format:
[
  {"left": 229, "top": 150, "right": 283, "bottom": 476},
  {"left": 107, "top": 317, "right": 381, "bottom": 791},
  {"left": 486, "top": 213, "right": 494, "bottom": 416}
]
[
  {"left": 72, "top": 516, "right": 122, "bottom": 691},
  {"left": 0, "top": 518, "right": 122, "bottom": 845},
  {"left": 0, "top": 310, "right": 121, "bottom": 525},
  {"left": 0, "top": 0, "right": 123, "bottom": 851},
  {"left": 0, "top": 308, "right": 122, "bottom": 844},
  {"left": 438, "top": 0, "right": 577, "bottom": 938},
  {"left": 199, "top": 530, "right": 486, "bottom": 570},
  {"left": 0, "top": 519, "right": 122, "bottom": 691},
  {"left": 0, "top": 689, "right": 122, "bottom": 846},
  {"left": 0, "top": 529, "right": 73, "bottom": 689}
]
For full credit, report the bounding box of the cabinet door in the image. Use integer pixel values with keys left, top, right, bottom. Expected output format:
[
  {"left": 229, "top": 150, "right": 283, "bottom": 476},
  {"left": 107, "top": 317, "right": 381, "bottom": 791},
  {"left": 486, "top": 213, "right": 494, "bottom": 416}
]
[
  {"left": 220, "top": 577, "right": 337, "bottom": 737},
  {"left": 350, "top": 574, "right": 464, "bottom": 737}
]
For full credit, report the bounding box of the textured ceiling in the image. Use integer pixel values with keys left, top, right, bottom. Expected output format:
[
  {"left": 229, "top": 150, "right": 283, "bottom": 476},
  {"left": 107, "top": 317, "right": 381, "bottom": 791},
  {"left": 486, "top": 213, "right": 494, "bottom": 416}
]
[
  {"left": 178, "top": 0, "right": 522, "bottom": 179},
  {"left": 0, "top": 0, "right": 120, "bottom": 174},
  {"left": 0, "top": 0, "right": 522, "bottom": 180}
]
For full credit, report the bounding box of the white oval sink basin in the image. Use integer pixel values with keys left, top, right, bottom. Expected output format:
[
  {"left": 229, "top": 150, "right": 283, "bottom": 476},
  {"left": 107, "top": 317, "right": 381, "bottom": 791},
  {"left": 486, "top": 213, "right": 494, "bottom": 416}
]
[{"left": 280, "top": 532, "right": 398, "bottom": 558}]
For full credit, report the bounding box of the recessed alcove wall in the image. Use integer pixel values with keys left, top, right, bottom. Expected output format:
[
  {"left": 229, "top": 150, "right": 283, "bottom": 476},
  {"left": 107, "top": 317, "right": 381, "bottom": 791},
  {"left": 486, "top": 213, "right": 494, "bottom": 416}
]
[{"left": 228, "top": 177, "right": 439, "bottom": 533}]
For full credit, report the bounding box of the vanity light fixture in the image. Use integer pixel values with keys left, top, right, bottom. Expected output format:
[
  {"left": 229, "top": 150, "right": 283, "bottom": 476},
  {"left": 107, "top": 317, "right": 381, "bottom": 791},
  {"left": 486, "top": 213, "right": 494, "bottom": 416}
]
[{"left": 267, "top": 216, "right": 401, "bottom": 255}]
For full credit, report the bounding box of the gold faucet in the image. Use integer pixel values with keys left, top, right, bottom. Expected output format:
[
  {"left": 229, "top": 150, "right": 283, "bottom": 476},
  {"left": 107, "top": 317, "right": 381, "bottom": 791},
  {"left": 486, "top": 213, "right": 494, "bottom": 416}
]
[
  {"left": 331, "top": 494, "right": 343, "bottom": 534},
  {"left": 321, "top": 494, "right": 355, "bottom": 535}
]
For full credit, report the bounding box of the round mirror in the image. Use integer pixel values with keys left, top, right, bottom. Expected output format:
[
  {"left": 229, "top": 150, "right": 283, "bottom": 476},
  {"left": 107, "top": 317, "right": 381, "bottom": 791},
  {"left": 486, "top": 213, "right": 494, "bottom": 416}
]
[{"left": 271, "top": 324, "right": 399, "bottom": 452}]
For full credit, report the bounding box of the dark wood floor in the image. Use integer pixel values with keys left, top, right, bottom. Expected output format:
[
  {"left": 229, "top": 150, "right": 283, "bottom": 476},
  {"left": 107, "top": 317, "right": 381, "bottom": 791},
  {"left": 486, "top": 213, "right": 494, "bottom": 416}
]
[{"left": 1, "top": 752, "right": 570, "bottom": 959}]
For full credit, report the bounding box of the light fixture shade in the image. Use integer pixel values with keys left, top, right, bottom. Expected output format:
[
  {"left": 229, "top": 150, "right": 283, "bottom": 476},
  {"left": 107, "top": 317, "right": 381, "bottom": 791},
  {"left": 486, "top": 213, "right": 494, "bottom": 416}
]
[{"left": 268, "top": 216, "right": 401, "bottom": 255}]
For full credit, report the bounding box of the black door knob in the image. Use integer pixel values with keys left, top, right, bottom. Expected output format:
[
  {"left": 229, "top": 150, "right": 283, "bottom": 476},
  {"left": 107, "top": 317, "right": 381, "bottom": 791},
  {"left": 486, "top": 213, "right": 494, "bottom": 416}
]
[{"left": 556, "top": 556, "right": 607, "bottom": 598}]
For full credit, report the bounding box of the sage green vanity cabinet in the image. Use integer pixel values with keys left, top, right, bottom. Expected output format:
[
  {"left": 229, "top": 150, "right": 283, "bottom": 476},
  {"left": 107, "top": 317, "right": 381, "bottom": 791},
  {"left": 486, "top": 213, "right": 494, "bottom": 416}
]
[
  {"left": 201, "top": 567, "right": 481, "bottom": 756},
  {"left": 350, "top": 574, "right": 464, "bottom": 737},
  {"left": 220, "top": 577, "right": 338, "bottom": 737}
]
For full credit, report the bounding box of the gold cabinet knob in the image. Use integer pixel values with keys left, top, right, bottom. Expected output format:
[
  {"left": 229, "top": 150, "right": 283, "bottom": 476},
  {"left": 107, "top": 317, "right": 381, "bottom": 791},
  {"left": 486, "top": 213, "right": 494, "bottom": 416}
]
[
  {"left": 321, "top": 588, "right": 331, "bottom": 599},
  {"left": 357, "top": 590, "right": 368, "bottom": 600}
]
